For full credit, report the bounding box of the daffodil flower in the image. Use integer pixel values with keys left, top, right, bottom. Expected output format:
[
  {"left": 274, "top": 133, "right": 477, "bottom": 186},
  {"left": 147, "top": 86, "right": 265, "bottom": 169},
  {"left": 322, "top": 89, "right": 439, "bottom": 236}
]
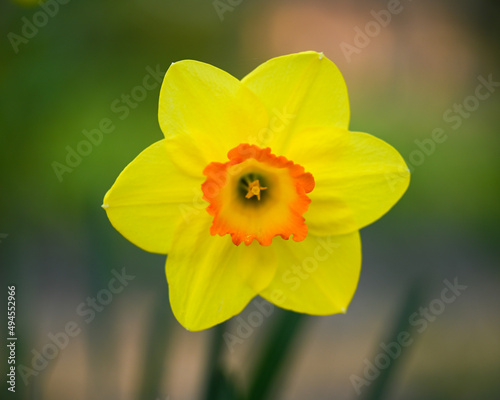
[{"left": 103, "top": 51, "right": 410, "bottom": 331}]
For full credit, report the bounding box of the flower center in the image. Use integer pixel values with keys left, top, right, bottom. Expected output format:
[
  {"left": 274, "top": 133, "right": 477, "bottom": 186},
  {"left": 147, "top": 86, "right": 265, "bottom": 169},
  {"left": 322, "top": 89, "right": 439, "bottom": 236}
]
[
  {"left": 202, "top": 144, "right": 315, "bottom": 246},
  {"left": 244, "top": 179, "right": 267, "bottom": 201}
]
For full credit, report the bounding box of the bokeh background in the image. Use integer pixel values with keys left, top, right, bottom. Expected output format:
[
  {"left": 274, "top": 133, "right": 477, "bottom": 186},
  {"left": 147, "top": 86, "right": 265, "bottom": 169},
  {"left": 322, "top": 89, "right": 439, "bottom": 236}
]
[{"left": 1, "top": 0, "right": 500, "bottom": 399}]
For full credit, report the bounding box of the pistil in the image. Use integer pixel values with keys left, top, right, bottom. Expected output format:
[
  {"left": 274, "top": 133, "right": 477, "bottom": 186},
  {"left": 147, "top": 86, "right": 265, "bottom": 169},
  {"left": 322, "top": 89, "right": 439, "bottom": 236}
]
[{"left": 245, "top": 180, "right": 267, "bottom": 201}]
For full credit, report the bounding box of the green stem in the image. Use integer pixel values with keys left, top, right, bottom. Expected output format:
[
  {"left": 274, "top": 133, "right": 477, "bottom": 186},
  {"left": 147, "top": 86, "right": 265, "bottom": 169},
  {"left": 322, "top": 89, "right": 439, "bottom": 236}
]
[
  {"left": 204, "top": 322, "right": 241, "bottom": 400},
  {"left": 135, "top": 290, "right": 172, "bottom": 400},
  {"left": 247, "top": 309, "right": 306, "bottom": 400},
  {"left": 362, "top": 279, "right": 425, "bottom": 400}
]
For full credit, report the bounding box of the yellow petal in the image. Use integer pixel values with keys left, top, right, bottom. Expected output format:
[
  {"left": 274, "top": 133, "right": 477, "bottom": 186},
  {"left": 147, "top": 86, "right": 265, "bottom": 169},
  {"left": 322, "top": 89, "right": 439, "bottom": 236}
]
[
  {"left": 103, "top": 140, "right": 203, "bottom": 254},
  {"left": 159, "top": 60, "right": 269, "bottom": 176},
  {"left": 167, "top": 214, "right": 277, "bottom": 331},
  {"left": 286, "top": 128, "right": 410, "bottom": 236},
  {"left": 259, "top": 232, "right": 361, "bottom": 314},
  {"left": 241, "top": 51, "right": 349, "bottom": 153}
]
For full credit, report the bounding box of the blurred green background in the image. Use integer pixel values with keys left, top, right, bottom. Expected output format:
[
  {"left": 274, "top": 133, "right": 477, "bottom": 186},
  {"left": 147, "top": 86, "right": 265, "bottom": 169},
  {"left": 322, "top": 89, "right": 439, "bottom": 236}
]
[{"left": 1, "top": 0, "right": 499, "bottom": 399}]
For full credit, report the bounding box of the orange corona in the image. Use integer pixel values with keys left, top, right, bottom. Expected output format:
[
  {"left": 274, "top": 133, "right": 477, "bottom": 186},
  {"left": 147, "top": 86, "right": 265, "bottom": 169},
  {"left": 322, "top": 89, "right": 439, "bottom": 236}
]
[{"left": 202, "top": 144, "right": 315, "bottom": 246}]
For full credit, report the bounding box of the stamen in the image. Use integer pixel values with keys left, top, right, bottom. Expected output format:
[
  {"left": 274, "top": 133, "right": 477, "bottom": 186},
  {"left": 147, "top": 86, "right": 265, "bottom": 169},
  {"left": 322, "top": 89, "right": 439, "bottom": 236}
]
[{"left": 245, "top": 180, "right": 267, "bottom": 201}]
